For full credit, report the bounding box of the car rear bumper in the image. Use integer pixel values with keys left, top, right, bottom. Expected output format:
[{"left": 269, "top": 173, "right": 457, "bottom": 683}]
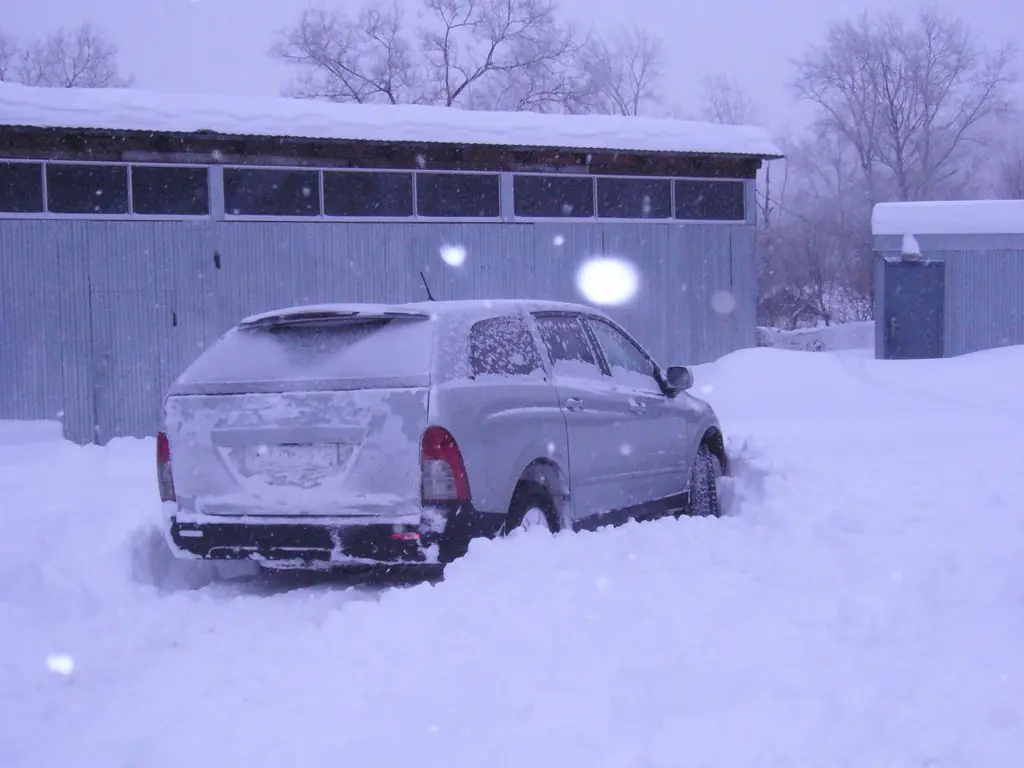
[{"left": 164, "top": 502, "right": 504, "bottom": 568}]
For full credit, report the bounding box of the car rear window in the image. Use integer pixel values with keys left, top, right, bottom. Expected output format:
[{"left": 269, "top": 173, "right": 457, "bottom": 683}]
[{"left": 179, "top": 316, "right": 434, "bottom": 385}]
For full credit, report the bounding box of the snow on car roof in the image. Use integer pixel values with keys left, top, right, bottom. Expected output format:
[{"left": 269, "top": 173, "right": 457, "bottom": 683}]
[
  {"left": 0, "top": 82, "right": 783, "bottom": 158},
  {"left": 872, "top": 200, "right": 1024, "bottom": 236}
]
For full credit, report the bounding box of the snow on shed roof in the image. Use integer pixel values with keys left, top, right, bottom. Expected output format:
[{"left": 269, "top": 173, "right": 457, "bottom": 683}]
[
  {"left": 0, "top": 82, "right": 783, "bottom": 158},
  {"left": 872, "top": 200, "right": 1024, "bottom": 236}
]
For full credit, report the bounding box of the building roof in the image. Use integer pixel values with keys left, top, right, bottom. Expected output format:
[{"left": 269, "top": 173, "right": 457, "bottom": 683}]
[
  {"left": 0, "top": 82, "right": 783, "bottom": 158},
  {"left": 872, "top": 200, "right": 1024, "bottom": 236}
]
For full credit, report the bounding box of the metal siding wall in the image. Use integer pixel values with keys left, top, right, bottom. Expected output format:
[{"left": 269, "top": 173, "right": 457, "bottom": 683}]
[
  {"left": 0, "top": 222, "right": 65, "bottom": 424},
  {"left": 729, "top": 225, "right": 758, "bottom": 353},
  {"left": 0, "top": 217, "right": 758, "bottom": 442},
  {"left": 945, "top": 249, "right": 1024, "bottom": 357}
]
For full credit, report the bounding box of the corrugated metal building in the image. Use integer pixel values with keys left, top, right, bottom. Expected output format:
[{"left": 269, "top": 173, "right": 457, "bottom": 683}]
[
  {"left": 0, "top": 83, "right": 782, "bottom": 444},
  {"left": 872, "top": 200, "right": 1024, "bottom": 359}
]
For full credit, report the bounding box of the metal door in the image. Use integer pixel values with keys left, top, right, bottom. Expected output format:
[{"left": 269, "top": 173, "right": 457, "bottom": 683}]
[{"left": 884, "top": 260, "right": 945, "bottom": 359}]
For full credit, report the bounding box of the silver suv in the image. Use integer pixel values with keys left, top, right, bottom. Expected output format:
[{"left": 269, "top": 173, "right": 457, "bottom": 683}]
[{"left": 158, "top": 299, "right": 728, "bottom": 570}]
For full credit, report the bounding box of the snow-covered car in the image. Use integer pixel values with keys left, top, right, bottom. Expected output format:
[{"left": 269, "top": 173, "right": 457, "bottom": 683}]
[{"left": 157, "top": 299, "right": 728, "bottom": 570}]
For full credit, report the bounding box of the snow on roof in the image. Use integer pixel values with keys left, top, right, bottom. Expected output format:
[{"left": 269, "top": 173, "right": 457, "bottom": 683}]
[
  {"left": 872, "top": 200, "right": 1024, "bottom": 236},
  {"left": 0, "top": 82, "right": 783, "bottom": 158}
]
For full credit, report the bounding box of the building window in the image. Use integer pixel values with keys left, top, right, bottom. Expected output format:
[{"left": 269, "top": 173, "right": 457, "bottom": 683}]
[
  {"left": 323, "top": 171, "right": 413, "bottom": 217},
  {"left": 674, "top": 179, "right": 745, "bottom": 221},
  {"left": 0, "top": 162, "right": 44, "bottom": 213},
  {"left": 596, "top": 178, "right": 671, "bottom": 219},
  {"left": 223, "top": 168, "right": 320, "bottom": 217},
  {"left": 415, "top": 173, "right": 499, "bottom": 218},
  {"left": 131, "top": 166, "right": 210, "bottom": 216},
  {"left": 513, "top": 174, "right": 594, "bottom": 218},
  {"left": 46, "top": 163, "right": 129, "bottom": 215}
]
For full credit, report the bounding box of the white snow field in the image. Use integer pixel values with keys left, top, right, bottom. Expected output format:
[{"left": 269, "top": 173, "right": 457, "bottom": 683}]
[{"left": 2, "top": 341, "right": 1023, "bottom": 768}]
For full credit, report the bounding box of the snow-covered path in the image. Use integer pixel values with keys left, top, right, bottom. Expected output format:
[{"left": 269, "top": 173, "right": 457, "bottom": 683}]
[{"left": 2, "top": 346, "right": 1023, "bottom": 767}]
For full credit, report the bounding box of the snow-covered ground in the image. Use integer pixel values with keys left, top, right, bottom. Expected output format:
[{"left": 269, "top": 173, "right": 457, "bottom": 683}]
[
  {"left": 3, "top": 338, "right": 1023, "bottom": 767},
  {"left": 758, "top": 320, "right": 875, "bottom": 352}
]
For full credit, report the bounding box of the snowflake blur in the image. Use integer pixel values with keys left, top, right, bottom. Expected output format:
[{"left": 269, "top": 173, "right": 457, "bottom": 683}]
[
  {"left": 46, "top": 654, "right": 75, "bottom": 676},
  {"left": 711, "top": 290, "right": 737, "bottom": 315},
  {"left": 575, "top": 256, "right": 639, "bottom": 306},
  {"left": 439, "top": 244, "right": 467, "bottom": 267}
]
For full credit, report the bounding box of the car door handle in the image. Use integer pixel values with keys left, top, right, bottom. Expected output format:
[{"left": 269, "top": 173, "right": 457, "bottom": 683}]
[
  {"left": 628, "top": 397, "right": 647, "bottom": 415},
  {"left": 565, "top": 397, "right": 584, "bottom": 412}
]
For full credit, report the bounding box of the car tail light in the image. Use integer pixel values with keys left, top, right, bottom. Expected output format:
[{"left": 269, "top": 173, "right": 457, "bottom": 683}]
[
  {"left": 156, "top": 431, "right": 176, "bottom": 502},
  {"left": 420, "top": 426, "right": 470, "bottom": 503}
]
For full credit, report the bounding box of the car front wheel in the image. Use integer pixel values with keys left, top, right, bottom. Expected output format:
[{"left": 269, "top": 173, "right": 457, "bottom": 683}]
[{"left": 686, "top": 444, "right": 722, "bottom": 518}]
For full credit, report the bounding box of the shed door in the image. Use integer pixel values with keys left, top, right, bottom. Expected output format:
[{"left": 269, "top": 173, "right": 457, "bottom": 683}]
[{"left": 884, "top": 260, "right": 945, "bottom": 359}]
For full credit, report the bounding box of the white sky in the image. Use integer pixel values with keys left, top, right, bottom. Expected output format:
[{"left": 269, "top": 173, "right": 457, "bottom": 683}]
[{"left": 3, "top": 0, "right": 1021, "bottom": 135}]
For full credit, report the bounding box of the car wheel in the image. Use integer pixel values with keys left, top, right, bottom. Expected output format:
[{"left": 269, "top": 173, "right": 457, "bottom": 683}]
[
  {"left": 686, "top": 444, "right": 722, "bottom": 518},
  {"left": 503, "top": 481, "right": 558, "bottom": 536}
]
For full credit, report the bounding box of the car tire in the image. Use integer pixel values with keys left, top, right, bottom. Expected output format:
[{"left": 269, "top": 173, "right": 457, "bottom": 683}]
[
  {"left": 686, "top": 444, "right": 722, "bottom": 518},
  {"left": 503, "top": 481, "right": 559, "bottom": 536}
]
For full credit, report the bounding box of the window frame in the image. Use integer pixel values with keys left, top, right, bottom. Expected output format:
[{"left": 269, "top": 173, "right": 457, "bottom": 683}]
[
  {"left": 413, "top": 169, "right": 502, "bottom": 220},
  {"left": 129, "top": 163, "right": 212, "bottom": 218},
  {"left": 0, "top": 156, "right": 749, "bottom": 224},
  {"left": 0, "top": 159, "right": 45, "bottom": 214},
  {"left": 672, "top": 178, "right": 746, "bottom": 223},
  {"left": 44, "top": 160, "right": 132, "bottom": 217},
  {"left": 511, "top": 172, "right": 596, "bottom": 220},
  {"left": 595, "top": 176, "right": 673, "bottom": 221},
  {"left": 222, "top": 165, "right": 323, "bottom": 219},
  {"left": 321, "top": 168, "right": 415, "bottom": 219}
]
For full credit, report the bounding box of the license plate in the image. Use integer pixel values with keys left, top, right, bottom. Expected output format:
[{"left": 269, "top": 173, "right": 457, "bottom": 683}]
[{"left": 244, "top": 443, "right": 339, "bottom": 474}]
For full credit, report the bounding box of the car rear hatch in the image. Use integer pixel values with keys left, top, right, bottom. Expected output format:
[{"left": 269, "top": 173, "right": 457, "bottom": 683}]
[{"left": 163, "top": 307, "right": 433, "bottom": 521}]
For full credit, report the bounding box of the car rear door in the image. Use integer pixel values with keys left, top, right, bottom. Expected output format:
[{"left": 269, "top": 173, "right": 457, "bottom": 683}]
[
  {"left": 530, "top": 311, "right": 641, "bottom": 524},
  {"left": 583, "top": 315, "right": 690, "bottom": 510}
]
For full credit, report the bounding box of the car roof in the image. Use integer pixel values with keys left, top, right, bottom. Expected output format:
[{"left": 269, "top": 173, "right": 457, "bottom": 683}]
[{"left": 239, "top": 298, "right": 610, "bottom": 326}]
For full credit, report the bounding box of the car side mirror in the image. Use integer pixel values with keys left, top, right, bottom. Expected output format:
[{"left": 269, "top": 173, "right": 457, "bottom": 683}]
[{"left": 664, "top": 365, "right": 693, "bottom": 392}]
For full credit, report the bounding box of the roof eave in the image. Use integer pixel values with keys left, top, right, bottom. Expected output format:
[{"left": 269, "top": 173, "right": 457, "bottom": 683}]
[{"left": 0, "top": 124, "right": 785, "bottom": 160}]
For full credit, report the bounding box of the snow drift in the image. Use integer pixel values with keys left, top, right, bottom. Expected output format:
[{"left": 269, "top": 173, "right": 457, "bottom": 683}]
[{"left": 2, "top": 342, "right": 1023, "bottom": 767}]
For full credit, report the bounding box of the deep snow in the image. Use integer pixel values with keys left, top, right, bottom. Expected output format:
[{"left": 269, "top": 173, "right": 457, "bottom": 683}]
[{"left": 2, "top": 340, "right": 1023, "bottom": 767}]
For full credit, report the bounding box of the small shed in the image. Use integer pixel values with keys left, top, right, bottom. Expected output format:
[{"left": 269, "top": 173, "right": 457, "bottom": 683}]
[{"left": 871, "top": 200, "right": 1024, "bottom": 359}]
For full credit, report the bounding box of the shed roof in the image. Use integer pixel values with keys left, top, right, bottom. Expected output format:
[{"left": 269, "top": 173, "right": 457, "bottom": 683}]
[
  {"left": 0, "top": 82, "right": 783, "bottom": 158},
  {"left": 872, "top": 200, "right": 1024, "bottom": 236}
]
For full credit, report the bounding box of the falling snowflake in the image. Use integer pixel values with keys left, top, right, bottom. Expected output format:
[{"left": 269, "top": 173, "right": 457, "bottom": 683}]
[
  {"left": 575, "top": 256, "right": 639, "bottom": 306},
  {"left": 553, "top": 234, "right": 565, "bottom": 247},
  {"left": 619, "top": 443, "right": 633, "bottom": 456},
  {"left": 439, "top": 244, "right": 467, "bottom": 267},
  {"left": 711, "top": 290, "right": 736, "bottom": 315},
  {"left": 46, "top": 654, "right": 75, "bottom": 676}
]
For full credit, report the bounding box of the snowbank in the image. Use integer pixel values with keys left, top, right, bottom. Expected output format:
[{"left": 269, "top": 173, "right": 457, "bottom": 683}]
[
  {"left": 3, "top": 343, "right": 1023, "bottom": 767},
  {"left": 757, "top": 320, "right": 874, "bottom": 352},
  {"left": 0, "top": 82, "right": 782, "bottom": 158}
]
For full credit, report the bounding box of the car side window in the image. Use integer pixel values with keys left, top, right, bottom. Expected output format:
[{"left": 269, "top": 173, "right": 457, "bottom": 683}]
[
  {"left": 586, "top": 318, "right": 662, "bottom": 393},
  {"left": 533, "top": 313, "right": 604, "bottom": 381},
  {"left": 469, "top": 314, "right": 544, "bottom": 378}
]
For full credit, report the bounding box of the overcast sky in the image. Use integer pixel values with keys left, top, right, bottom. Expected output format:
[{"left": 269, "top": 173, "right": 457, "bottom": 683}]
[{"left": 4, "top": 0, "right": 1021, "bottom": 134}]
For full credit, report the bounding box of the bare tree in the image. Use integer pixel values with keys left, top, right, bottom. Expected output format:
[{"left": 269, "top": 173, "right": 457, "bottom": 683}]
[
  {"left": 272, "top": 0, "right": 583, "bottom": 110},
  {"left": 995, "top": 140, "right": 1024, "bottom": 198},
  {"left": 17, "top": 24, "right": 132, "bottom": 88},
  {"left": 792, "top": 8, "right": 1016, "bottom": 203},
  {"left": 572, "top": 24, "right": 665, "bottom": 116},
  {"left": 270, "top": 5, "right": 423, "bottom": 105},
  {"left": 0, "top": 31, "right": 18, "bottom": 82},
  {"left": 698, "top": 73, "right": 758, "bottom": 125}
]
